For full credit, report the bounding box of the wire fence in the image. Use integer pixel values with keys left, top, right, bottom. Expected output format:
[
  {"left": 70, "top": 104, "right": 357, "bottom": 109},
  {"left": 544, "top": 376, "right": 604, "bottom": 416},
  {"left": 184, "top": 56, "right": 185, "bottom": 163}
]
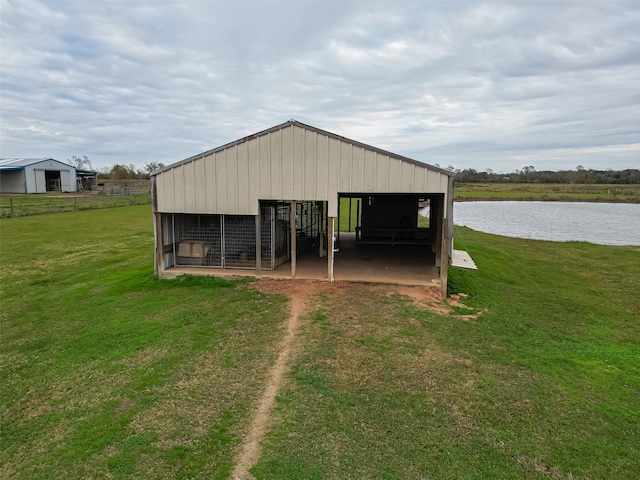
[{"left": 0, "top": 193, "right": 151, "bottom": 218}]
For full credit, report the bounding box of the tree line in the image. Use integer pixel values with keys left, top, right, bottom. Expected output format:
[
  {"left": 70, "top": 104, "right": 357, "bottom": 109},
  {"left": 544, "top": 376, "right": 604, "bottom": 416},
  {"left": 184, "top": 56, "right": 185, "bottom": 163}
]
[
  {"left": 70, "top": 155, "right": 638, "bottom": 184},
  {"left": 450, "top": 165, "right": 640, "bottom": 184},
  {"left": 68, "top": 156, "right": 164, "bottom": 179}
]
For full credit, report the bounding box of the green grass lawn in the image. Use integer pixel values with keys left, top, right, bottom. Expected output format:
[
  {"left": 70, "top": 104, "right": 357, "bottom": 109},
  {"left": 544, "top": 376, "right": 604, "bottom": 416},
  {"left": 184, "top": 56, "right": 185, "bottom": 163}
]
[
  {"left": 2, "top": 207, "right": 639, "bottom": 478},
  {"left": 253, "top": 229, "right": 640, "bottom": 479},
  {"left": 455, "top": 183, "right": 640, "bottom": 203},
  {"left": 0, "top": 206, "right": 287, "bottom": 479},
  {"left": 0, "top": 193, "right": 151, "bottom": 217}
]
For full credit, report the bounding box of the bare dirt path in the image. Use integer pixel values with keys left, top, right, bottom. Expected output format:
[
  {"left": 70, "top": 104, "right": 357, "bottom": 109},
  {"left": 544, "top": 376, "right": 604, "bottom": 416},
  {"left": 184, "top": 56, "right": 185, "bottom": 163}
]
[
  {"left": 230, "top": 279, "right": 469, "bottom": 479},
  {"left": 230, "top": 280, "right": 323, "bottom": 480}
]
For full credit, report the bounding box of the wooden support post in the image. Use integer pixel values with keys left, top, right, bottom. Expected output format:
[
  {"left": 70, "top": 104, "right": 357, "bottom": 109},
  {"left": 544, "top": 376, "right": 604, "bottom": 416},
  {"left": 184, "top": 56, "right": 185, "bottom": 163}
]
[
  {"left": 9, "top": 198, "right": 14, "bottom": 217},
  {"left": 255, "top": 211, "right": 262, "bottom": 277},
  {"left": 439, "top": 232, "right": 449, "bottom": 298},
  {"left": 434, "top": 196, "right": 443, "bottom": 266},
  {"left": 348, "top": 197, "right": 352, "bottom": 232},
  {"left": 336, "top": 197, "right": 341, "bottom": 249},
  {"left": 328, "top": 216, "right": 335, "bottom": 282},
  {"left": 290, "top": 200, "right": 297, "bottom": 278},
  {"left": 154, "top": 213, "right": 164, "bottom": 276},
  {"left": 319, "top": 201, "right": 325, "bottom": 258}
]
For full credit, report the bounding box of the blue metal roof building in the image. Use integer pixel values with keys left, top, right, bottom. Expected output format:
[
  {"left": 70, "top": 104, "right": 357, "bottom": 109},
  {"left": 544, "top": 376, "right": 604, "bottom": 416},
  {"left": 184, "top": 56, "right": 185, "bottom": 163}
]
[{"left": 0, "top": 158, "right": 95, "bottom": 193}]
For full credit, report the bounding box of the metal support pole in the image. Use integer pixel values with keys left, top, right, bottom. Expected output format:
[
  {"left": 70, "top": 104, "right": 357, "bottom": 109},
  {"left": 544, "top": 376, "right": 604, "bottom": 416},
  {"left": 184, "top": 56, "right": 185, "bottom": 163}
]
[
  {"left": 290, "top": 200, "right": 297, "bottom": 278},
  {"left": 328, "top": 217, "right": 335, "bottom": 282},
  {"left": 337, "top": 196, "right": 341, "bottom": 248},
  {"left": 255, "top": 210, "right": 261, "bottom": 276}
]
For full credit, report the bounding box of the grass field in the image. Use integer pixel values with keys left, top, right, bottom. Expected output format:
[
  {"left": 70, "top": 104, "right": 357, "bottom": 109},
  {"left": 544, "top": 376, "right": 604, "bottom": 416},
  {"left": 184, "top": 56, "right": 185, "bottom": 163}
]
[
  {"left": 455, "top": 183, "right": 640, "bottom": 203},
  {"left": 0, "top": 193, "right": 151, "bottom": 218},
  {"left": 1, "top": 206, "right": 639, "bottom": 478}
]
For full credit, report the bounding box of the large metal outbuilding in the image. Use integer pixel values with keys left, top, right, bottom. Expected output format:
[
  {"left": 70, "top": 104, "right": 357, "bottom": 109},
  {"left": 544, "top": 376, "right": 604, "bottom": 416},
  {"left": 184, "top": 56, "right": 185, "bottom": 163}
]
[
  {"left": 151, "top": 120, "right": 456, "bottom": 295},
  {"left": 0, "top": 158, "right": 79, "bottom": 193}
]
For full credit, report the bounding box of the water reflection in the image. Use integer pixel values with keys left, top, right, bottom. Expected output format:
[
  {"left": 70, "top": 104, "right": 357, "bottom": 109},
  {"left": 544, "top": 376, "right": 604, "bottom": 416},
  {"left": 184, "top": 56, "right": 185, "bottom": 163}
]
[{"left": 454, "top": 201, "right": 640, "bottom": 246}]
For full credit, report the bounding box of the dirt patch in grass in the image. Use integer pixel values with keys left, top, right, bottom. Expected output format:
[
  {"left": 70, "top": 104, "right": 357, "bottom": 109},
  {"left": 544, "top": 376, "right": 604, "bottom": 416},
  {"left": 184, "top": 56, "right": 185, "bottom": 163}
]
[
  {"left": 252, "top": 278, "right": 473, "bottom": 317},
  {"left": 231, "top": 280, "right": 327, "bottom": 479},
  {"left": 233, "top": 279, "right": 479, "bottom": 479}
]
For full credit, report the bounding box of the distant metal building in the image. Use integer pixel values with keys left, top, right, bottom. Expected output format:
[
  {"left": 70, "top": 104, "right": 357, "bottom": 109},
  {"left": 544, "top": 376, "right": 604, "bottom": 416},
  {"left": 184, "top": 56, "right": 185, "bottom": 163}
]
[
  {"left": 151, "top": 120, "right": 456, "bottom": 294},
  {"left": 0, "top": 158, "right": 81, "bottom": 193}
]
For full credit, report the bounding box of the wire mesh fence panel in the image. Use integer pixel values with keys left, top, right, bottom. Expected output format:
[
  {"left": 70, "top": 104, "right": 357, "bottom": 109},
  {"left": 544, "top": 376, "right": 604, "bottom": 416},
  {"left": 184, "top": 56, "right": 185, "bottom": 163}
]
[
  {"left": 260, "top": 206, "right": 273, "bottom": 269},
  {"left": 296, "top": 201, "right": 324, "bottom": 255},
  {"left": 274, "top": 203, "right": 291, "bottom": 268},
  {"left": 173, "top": 214, "right": 222, "bottom": 267},
  {"left": 223, "top": 215, "right": 256, "bottom": 269}
]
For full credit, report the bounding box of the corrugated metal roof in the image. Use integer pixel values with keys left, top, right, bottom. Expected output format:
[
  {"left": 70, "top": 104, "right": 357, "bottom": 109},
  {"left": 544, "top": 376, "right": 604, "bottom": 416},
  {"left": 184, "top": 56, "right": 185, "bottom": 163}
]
[
  {"left": 151, "top": 120, "right": 456, "bottom": 177},
  {"left": 0, "top": 157, "right": 56, "bottom": 169},
  {"left": 0, "top": 158, "right": 91, "bottom": 172}
]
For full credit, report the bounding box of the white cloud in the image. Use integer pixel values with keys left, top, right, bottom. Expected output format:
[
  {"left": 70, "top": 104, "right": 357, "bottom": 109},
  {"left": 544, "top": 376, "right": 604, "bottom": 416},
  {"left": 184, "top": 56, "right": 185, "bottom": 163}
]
[{"left": 0, "top": 0, "right": 638, "bottom": 172}]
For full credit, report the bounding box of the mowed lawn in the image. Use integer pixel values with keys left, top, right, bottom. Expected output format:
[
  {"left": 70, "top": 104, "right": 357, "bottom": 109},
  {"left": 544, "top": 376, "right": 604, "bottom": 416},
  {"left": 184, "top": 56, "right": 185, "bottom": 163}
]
[
  {"left": 2, "top": 206, "right": 639, "bottom": 479},
  {"left": 0, "top": 206, "right": 288, "bottom": 479},
  {"left": 454, "top": 182, "right": 640, "bottom": 202}
]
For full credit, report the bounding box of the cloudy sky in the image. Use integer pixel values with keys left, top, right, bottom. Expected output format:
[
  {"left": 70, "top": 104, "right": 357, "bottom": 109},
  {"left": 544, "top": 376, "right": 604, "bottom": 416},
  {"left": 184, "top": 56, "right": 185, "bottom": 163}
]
[{"left": 1, "top": 0, "right": 639, "bottom": 172}]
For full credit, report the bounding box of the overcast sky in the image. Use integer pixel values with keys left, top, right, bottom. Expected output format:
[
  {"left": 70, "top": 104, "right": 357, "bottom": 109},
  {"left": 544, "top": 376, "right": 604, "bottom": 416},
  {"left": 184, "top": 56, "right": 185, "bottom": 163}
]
[{"left": 1, "top": 0, "right": 639, "bottom": 173}]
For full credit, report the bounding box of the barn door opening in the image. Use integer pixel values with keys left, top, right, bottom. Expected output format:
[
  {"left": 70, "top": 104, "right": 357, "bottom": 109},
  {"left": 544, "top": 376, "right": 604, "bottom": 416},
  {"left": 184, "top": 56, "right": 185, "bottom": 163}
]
[
  {"left": 288, "top": 200, "right": 329, "bottom": 279},
  {"left": 45, "top": 171, "right": 61, "bottom": 192}
]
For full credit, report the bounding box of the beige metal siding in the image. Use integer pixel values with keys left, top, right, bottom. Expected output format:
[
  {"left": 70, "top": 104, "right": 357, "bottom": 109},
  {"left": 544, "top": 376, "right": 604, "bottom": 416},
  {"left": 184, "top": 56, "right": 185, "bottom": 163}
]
[
  {"left": 316, "top": 133, "right": 329, "bottom": 199},
  {"left": 281, "top": 127, "right": 294, "bottom": 199},
  {"left": 293, "top": 126, "right": 305, "bottom": 199},
  {"left": 363, "top": 149, "right": 376, "bottom": 191},
  {"left": 154, "top": 123, "right": 450, "bottom": 217}
]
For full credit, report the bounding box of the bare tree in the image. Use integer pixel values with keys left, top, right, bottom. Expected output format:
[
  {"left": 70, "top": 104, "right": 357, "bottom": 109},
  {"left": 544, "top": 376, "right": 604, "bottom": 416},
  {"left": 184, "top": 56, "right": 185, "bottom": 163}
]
[
  {"left": 68, "top": 155, "right": 93, "bottom": 171},
  {"left": 143, "top": 162, "right": 165, "bottom": 174}
]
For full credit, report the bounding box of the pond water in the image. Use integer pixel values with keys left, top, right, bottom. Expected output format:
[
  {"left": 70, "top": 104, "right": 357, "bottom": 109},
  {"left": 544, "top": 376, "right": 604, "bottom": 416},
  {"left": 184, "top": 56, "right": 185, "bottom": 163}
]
[{"left": 453, "top": 201, "right": 640, "bottom": 246}]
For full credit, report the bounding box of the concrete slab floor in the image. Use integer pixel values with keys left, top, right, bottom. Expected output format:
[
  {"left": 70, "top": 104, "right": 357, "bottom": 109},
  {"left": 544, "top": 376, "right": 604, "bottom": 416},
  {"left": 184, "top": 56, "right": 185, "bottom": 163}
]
[{"left": 162, "top": 233, "right": 439, "bottom": 287}]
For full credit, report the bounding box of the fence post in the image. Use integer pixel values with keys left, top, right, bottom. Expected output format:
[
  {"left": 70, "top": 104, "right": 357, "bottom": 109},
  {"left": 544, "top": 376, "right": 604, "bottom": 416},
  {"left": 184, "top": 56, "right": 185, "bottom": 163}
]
[
  {"left": 74, "top": 197, "right": 78, "bottom": 210},
  {"left": 9, "top": 198, "right": 14, "bottom": 217}
]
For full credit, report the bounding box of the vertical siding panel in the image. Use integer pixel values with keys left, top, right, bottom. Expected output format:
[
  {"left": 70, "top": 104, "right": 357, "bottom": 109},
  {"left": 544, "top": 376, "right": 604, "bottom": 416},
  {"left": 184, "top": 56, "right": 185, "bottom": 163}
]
[
  {"left": 259, "top": 135, "right": 270, "bottom": 198},
  {"left": 328, "top": 137, "right": 340, "bottom": 196},
  {"left": 388, "top": 157, "right": 401, "bottom": 191},
  {"left": 351, "top": 146, "right": 364, "bottom": 192},
  {"left": 215, "top": 151, "right": 227, "bottom": 213},
  {"left": 339, "top": 141, "right": 351, "bottom": 192},
  {"left": 173, "top": 165, "right": 185, "bottom": 211},
  {"left": 237, "top": 142, "right": 249, "bottom": 213},
  {"left": 363, "top": 149, "right": 376, "bottom": 192},
  {"left": 414, "top": 166, "right": 426, "bottom": 192},
  {"left": 183, "top": 161, "right": 196, "bottom": 213},
  {"left": 163, "top": 171, "right": 173, "bottom": 211},
  {"left": 293, "top": 126, "right": 305, "bottom": 199},
  {"left": 270, "top": 129, "right": 282, "bottom": 199},
  {"left": 401, "top": 162, "right": 414, "bottom": 191},
  {"left": 440, "top": 175, "right": 449, "bottom": 193},
  {"left": 426, "top": 170, "right": 440, "bottom": 192},
  {"left": 226, "top": 146, "right": 238, "bottom": 213},
  {"left": 375, "top": 154, "right": 388, "bottom": 191},
  {"left": 316, "top": 133, "right": 329, "bottom": 199},
  {"left": 247, "top": 138, "right": 260, "bottom": 204},
  {"left": 205, "top": 154, "right": 217, "bottom": 212},
  {"left": 281, "top": 125, "right": 294, "bottom": 199},
  {"left": 155, "top": 173, "right": 164, "bottom": 211},
  {"left": 194, "top": 158, "right": 206, "bottom": 213},
  {"left": 304, "top": 129, "right": 316, "bottom": 199}
]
